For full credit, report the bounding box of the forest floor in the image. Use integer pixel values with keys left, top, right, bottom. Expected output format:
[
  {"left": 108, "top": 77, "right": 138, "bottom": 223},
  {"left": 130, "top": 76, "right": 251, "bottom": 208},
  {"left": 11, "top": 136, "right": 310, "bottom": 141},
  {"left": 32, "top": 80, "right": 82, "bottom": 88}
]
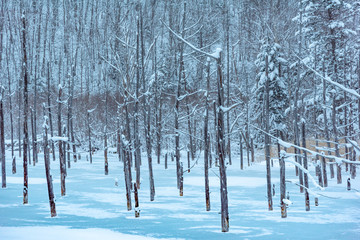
[{"left": 0, "top": 149, "right": 359, "bottom": 240}]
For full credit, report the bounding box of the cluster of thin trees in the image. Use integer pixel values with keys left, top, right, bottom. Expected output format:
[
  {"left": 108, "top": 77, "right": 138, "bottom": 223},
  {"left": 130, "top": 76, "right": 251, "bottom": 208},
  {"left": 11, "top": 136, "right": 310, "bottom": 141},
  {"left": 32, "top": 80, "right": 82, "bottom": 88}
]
[{"left": 1, "top": 0, "right": 360, "bottom": 232}]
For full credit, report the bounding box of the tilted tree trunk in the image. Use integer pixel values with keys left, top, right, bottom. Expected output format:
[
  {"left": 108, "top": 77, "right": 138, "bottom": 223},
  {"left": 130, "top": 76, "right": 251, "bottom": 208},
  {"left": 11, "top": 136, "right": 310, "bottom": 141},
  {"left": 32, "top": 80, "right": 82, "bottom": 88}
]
[
  {"left": 139, "top": 9, "right": 155, "bottom": 201},
  {"left": 121, "top": 130, "right": 132, "bottom": 211},
  {"left": 217, "top": 51, "right": 229, "bottom": 232},
  {"left": 42, "top": 104, "right": 56, "bottom": 217}
]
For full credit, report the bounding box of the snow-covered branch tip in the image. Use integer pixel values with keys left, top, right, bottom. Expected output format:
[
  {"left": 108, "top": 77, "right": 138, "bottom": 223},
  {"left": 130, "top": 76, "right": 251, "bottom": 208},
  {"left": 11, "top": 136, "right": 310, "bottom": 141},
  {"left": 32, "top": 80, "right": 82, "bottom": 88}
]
[
  {"left": 250, "top": 124, "right": 360, "bottom": 166},
  {"left": 87, "top": 105, "right": 98, "bottom": 113},
  {"left": 284, "top": 158, "right": 324, "bottom": 190},
  {"left": 295, "top": 54, "right": 360, "bottom": 99},
  {"left": 160, "top": 18, "right": 219, "bottom": 61}
]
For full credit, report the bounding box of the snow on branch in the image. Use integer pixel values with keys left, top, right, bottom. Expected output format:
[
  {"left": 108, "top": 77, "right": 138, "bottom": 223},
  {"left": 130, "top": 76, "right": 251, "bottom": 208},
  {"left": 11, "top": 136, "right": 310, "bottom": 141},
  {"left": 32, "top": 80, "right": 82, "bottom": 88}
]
[
  {"left": 251, "top": 124, "right": 360, "bottom": 165},
  {"left": 347, "top": 138, "right": 360, "bottom": 156},
  {"left": 284, "top": 157, "right": 324, "bottom": 190},
  {"left": 296, "top": 55, "right": 360, "bottom": 99},
  {"left": 160, "top": 19, "right": 219, "bottom": 60},
  {"left": 220, "top": 102, "right": 241, "bottom": 113}
]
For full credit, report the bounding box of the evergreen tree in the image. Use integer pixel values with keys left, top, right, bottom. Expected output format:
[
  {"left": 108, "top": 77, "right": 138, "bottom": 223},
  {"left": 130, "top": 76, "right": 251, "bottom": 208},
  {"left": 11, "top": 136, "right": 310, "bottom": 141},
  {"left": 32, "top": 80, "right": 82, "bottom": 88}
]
[{"left": 253, "top": 39, "right": 288, "bottom": 137}]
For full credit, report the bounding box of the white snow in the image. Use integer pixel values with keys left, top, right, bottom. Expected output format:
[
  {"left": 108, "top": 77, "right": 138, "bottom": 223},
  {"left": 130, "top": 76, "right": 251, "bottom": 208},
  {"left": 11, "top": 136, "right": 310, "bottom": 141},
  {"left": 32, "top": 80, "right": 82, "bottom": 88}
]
[
  {"left": 0, "top": 226, "right": 181, "bottom": 240},
  {"left": 1, "top": 150, "right": 359, "bottom": 239}
]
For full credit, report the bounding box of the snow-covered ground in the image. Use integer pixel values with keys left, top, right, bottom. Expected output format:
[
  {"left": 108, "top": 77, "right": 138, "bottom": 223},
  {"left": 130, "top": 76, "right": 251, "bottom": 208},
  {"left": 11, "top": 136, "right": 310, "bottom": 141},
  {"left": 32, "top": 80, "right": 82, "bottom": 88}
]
[{"left": 1, "top": 150, "right": 359, "bottom": 239}]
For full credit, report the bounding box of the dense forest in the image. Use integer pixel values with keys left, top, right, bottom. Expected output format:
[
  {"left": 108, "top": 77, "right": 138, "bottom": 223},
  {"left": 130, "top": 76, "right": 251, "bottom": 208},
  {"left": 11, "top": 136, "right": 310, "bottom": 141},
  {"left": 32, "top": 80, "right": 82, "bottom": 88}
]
[{"left": 0, "top": 0, "right": 360, "bottom": 233}]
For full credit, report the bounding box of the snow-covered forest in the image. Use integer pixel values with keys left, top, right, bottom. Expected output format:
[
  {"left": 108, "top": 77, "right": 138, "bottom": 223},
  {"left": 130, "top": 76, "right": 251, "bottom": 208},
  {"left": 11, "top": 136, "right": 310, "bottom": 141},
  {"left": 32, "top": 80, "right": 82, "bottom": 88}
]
[{"left": 1, "top": 0, "right": 360, "bottom": 239}]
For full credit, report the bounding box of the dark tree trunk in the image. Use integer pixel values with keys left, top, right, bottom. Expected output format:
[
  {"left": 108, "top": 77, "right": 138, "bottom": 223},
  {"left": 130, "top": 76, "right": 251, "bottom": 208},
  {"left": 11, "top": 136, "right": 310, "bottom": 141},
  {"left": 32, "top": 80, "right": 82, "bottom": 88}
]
[
  {"left": 240, "top": 133, "right": 243, "bottom": 170},
  {"left": 302, "top": 122, "right": 310, "bottom": 211},
  {"left": 121, "top": 130, "right": 132, "bottom": 211},
  {"left": 217, "top": 52, "right": 229, "bottom": 232},
  {"left": 30, "top": 109, "right": 35, "bottom": 166},
  {"left": 47, "top": 63, "right": 56, "bottom": 162},
  {"left": 58, "top": 86, "right": 66, "bottom": 196},
  {"left": 43, "top": 104, "right": 56, "bottom": 217},
  {"left": 265, "top": 54, "right": 273, "bottom": 211},
  {"left": 6, "top": 49, "right": 15, "bottom": 174},
  {"left": 134, "top": 183, "right": 140, "bottom": 218},
  {"left": 321, "top": 155, "right": 328, "bottom": 187},
  {"left": 279, "top": 153, "right": 286, "bottom": 218},
  {"left": 87, "top": 110, "right": 92, "bottom": 164},
  {"left": 21, "top": 13, "right": 29, "bottom": 204},
  {"left": 332, "top": 95, "right": 341, "bottom": 184},
  {"left": 204, "top": 59, "right": 211, "bottom": 211},
  {"left": 179, "top": 163, "right": 183, "bottom": 197},
  {"left": 0, "top": 96, "right": 6, "bottom": 188}
]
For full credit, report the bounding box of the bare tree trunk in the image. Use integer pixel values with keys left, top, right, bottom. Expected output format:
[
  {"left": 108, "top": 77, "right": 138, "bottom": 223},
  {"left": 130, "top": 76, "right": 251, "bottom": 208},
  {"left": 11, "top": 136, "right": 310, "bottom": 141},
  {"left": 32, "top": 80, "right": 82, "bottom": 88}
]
[
  {"left": 332, "top": 95, "right": 341, "bottom": 184},
  {"left": 134, "top": 183, "right": 140, "bottom": 218},
  {"left": 0, "top": 93, "right": 5, "bottom": 188},
  {"left": 154, "top": 39, "right": 162, "bottom": 165},
  {"left": 279, "top": 152, "right": 286, "bottom": 218},
  {"left": 179, "top": 163, "right": 183, "bottom": 197},
  {"left": 302, "top": 122, "right": 310, "bottom": 211},
  {"left": 21, "top": 12, "right": 29, "bottom": 204},
  {"left": 294, "top": 1, "right": 303, "bottom": 193},
  {"left": 251, "top": 138, "right": 255, "bottom": 164},
  {"left": 121, "top": 130, "right": 132, "bottom": 211},
  {"left": 6, "top": 45, "right": 15, "bottom": 174},
  {"left": 87, "top": 110, "right": 92, "bottom": 164},
  {"left": 216, "top": 52, "right": 229, "bottom": 232},
  {"left": 240, "top": 133, "right": 243, "bottom": 170},
  {"left": 47, "top": 63, "right": 56, "bottom": 162},
  {"left": 104, "top": 87, "right": 109, "bottom": 175},
  {"left": 174, "top": 2, "right": 187, "bottom": 189},
  {"left": 224, "top": 1, "right": 231, "bottom": 166},
  {"left": 30, "top": 109, "right": 35, "bottom": 166},
  {"left": 321, "top": 155, "right": 328, "bottom": 187},
  {"left": 265, "top": 54, "right": 273, "bottom": 211},
  {"left": 58, "top": 85, "right": 66, "bottom": 196},
  {"left": 316, "top": 162, "right": 323, "bottom": 188},
  {"left": 42, "top": 104, "right": 56, "bottom": 217},
  {"left": 213, "top": 101, "right": 218, "bottom": 167},
  {"left": 323, "top": 64, "right": 334, "bottom": 178},
  {"left": 204, "top": 59, "right": 211, "bottom": 211},
  {"left": 134, "top": 14, "right": 141, "bottom": 189},
  {"left": 18, "top": 68, "right": 22, "bottom": 159}
]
